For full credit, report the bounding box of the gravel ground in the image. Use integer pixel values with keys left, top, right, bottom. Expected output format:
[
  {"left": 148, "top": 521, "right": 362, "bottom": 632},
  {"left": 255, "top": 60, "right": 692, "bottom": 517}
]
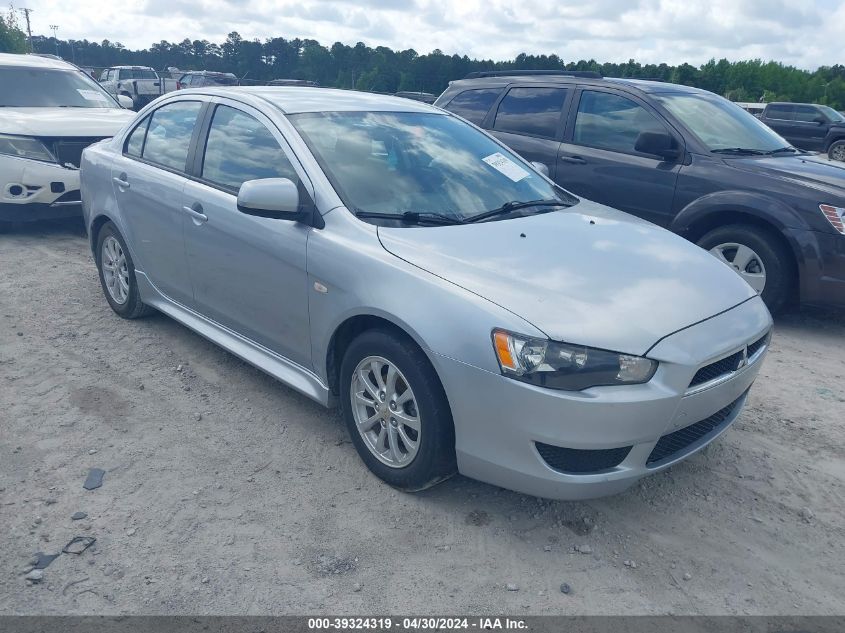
[{"left": 1, "top": 219, "right": 844, "bottom": 615}]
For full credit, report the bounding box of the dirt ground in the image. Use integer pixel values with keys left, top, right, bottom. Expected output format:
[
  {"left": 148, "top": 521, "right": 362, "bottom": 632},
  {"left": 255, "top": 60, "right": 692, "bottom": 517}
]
[{"left": 1, "top": 218, "right": 843, "bottom": 616}]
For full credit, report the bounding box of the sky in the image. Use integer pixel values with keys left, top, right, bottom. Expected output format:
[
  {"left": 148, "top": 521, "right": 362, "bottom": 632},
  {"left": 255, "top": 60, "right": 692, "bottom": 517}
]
[{"left": 14, "top": 0, "right": 845, "bottom": 69}]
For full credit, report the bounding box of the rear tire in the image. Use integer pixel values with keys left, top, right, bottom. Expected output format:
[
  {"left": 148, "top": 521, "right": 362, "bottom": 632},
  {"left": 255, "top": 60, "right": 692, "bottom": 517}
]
[
  {"left": 697, "top": 223, "right": 793, "bottom": 314},
  {"left": 828, "top": 140, "right": 845, "bottom": 162},
  {"left": 95, "top": 221, "right": 154, "bottom": 319},
  {"left": 340, "top": 329, "right": 456, "bottom": 492}
]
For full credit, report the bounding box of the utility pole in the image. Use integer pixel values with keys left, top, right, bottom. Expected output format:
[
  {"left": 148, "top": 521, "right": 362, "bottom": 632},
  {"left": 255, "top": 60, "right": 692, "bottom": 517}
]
[
  {"left": 49, "top": 24, "right": 58, "bottom": 57},
  {"left": 18, "top": 7, "right": 33, "bottom": 53}
]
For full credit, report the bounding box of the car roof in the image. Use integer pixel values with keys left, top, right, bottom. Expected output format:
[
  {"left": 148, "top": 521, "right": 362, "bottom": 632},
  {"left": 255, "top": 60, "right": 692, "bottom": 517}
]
[
  {"left": 182, "top": 70, "right": 236, "bottom": 76},
  {"left": 445, "top": 74, "right": 711, "bottom": 96},
  {"left": 0, "top": 52, "right": 78, "bottom": 70},
  {"left": 175, "top": 86, "right": 439, "bottom": 114}
]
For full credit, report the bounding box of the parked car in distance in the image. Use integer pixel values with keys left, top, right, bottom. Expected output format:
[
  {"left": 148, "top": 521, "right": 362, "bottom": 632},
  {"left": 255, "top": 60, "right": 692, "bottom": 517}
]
[
  {"left": 394, "top": 91, "right": 436, "bottom": 104},
  {"left": 735, "top": 102, "right": 765, "bottom": 117},
  {"left": 80, "top": 87, "right": 772, "bottom": 500},
  {"left": 178, "top": 70, "right": 239, "bottom": 89},
  {"left": 0, "top": 53, "right": 134, "bottom": 225},
  {"left": 99, "top": 65, "right": 179, "bottom": 110},
  {"left": 758, "top": 102, "right": 845, "bottom": 160},
  {"left": 436, "top": 72, "right": 845, "bottom": 312},
  {"left": 267, "top": 78, "right": 320, "bottom": 87}
]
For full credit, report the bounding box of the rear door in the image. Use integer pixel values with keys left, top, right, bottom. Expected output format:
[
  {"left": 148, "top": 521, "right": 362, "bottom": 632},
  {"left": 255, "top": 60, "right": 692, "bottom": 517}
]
[
  {"left": 761, "top": 104, "right": 797, "bottom": 144},
  {"left": 485, "top": 85, "right": 571, "bottom": 179},
  {"left": 109, "top": 99, "right": 204, "bottom": 305},
  {"left": 180, "top": 99, "right": 313, "bottom": 367},
  {"left": 556, "top": 87, "right": 682, "bottom": 226}
]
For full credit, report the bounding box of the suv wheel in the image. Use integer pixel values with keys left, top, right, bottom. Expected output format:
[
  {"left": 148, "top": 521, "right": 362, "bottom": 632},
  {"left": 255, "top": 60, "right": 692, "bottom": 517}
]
[
  {"left": 339, "top": 329, "right": 456, "bottom": 491},
  {"left": 828, "top": 140, "right": 845, "bottom": 162},
  {"left": 95, "top": 221, "right": 154, "bottom": 319},
  {"left": 697, "top": 224, "right": 793, "bottom": 314}
]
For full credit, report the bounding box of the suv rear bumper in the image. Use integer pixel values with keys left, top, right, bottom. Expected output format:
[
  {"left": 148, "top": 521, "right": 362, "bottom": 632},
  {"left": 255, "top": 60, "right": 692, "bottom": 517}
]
[{"left": 788, "top": 228, "right": 845, "bottom": 308}]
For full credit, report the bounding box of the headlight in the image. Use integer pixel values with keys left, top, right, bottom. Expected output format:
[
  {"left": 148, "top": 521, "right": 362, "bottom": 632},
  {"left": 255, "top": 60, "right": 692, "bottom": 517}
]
[
  {"left": 0, "top": 134, "right": 55, "bottom": 163},
  {"left": 492, "top": 329, "right": 657, "bottom": 391},
  {"left": 819, "top": 204, "right": 845, "bottom": 235}
]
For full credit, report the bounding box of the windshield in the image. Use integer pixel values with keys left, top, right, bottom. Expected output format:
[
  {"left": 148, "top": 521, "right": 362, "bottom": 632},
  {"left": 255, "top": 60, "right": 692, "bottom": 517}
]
[
  {"left": 818, "top": 105, "right": 845, "bottom": 123},
  {"left": 0, "top": 68, "right": 119, "bottom": 108},
  {"left": 655, "top": 92, "right": 788, "bottom": 153},
  {"left": 289, "top": 111, "right": 574, "bottom": 222}
]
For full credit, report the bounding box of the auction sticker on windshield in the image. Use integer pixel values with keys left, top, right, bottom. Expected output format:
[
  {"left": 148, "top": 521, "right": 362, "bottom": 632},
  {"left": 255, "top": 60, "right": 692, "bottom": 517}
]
[
  {"left": 77, "top": 89, "right": 109, "bottom": 102},
  {"left": 482, "top": 152, "right": 529, "bottom": 182}
]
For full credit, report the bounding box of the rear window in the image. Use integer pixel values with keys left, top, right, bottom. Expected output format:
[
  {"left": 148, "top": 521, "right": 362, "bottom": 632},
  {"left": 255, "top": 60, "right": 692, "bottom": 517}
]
[
  {"left": 205, "top": 75, "right": 238, "bottom": 86},
  {"left": 443, "top": 88, "right": 501, "bottom": 125},
  {"left": 119, "top": 69, "right": 157, "bottom": 80},
  {"left": 492, "top": 87, "right": 568, "bottom": 139},
  {"left": 765, "top": 105, "right": 794, "bottom": 120}
]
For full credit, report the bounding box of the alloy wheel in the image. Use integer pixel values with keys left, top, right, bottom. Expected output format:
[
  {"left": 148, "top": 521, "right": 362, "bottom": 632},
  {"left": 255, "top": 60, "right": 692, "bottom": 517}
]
[
  {"left": 831, "top": 144, "right": 845, "bottom": 162},
  {"left": 101, "top": 235, "right": 130, "bottom": 305},
  {"left": 350, "top": 355, "right": 421, "bottom": 468},
  {"left": 709, "top": 242, "right": 766, "bottom": 293}
]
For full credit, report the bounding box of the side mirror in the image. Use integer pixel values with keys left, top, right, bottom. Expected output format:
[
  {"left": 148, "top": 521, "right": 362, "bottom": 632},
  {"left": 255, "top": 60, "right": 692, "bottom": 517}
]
[
  {"left": 530, "top": 161, "right": 550, "bottom": 177},
  {"left": 237, "top": 178, "right": 304, "bottom": 221},
  {"left": 117, "top": 95, "right": 134, "bottom": 109},
  {"left": 814, "top": 115, "right": 828, "bottom": 125},
  {"left": 634, "top": 131, "right": 680, "bottom": 161}
]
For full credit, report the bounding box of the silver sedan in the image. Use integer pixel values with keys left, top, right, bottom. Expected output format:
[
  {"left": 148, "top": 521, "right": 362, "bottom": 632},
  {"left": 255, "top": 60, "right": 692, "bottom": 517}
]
[{"left": 80, "top": 87, "right": 772, "bottom": 499}]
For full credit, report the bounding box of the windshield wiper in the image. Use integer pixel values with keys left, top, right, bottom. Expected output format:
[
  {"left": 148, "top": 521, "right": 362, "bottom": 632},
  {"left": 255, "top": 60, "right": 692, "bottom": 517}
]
[
  {"left": 354, "top": 211, "right": 465, "bottom": 226},
  {"left": 765, "top": 146, "right": 799, "bottom": 155},
  {"left": 711, "top": 147, "right": 769, "bottom": 155},
  {"left": 463, "top": 199, "right": 569, "bottom": 223}
]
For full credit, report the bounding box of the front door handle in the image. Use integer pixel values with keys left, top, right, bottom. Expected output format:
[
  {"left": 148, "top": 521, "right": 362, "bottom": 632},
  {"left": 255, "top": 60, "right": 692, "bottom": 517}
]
[
  {"left": 182, "top": 205, "right": 208, "bottom": 223},
  {"left": 559, "top": 155, "right": 587, "bottom": 165},
  {"left": 113, "top": 175, "right": 130, "bottom": 189}
]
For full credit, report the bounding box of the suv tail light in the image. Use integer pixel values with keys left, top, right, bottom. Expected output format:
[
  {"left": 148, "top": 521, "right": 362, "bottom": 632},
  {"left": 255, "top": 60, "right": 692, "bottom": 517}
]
[
  {"left": 176, "top": 81, "right": 183, "bottom": 90},
  {"left": 819, "top": 204, "right": 845, "bottom": 235}
]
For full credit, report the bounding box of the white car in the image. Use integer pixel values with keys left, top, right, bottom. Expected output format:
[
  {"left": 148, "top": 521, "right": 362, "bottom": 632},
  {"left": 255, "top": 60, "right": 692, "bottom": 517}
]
[{"left": 0, "top": 53, "right": 135, "bottom": 225}]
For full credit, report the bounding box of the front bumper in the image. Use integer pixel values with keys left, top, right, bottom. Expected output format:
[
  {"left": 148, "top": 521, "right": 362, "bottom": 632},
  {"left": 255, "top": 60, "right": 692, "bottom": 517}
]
[
  {"left": 433, "top": 296, "right": 772, "bottom": 500},
  {"left": 1, "top": 155, "right": 82, "bottom": 222},
  {"left": 786, "top": 227, "right": 845, "bottom": 309}
]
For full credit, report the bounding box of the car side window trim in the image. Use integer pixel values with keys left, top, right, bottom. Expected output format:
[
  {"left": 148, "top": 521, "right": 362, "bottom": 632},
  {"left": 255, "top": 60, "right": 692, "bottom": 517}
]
[
  {"left": 119, "top": 99, "right": 209, "bottom": 179},
  {"left": 566, "top": 87, "right": 681, "bottom": 160}
]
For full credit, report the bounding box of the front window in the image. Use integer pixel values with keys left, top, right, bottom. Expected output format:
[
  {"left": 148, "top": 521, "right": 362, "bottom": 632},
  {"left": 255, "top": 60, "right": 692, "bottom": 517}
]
[
  {"left": 289, "top": 111, "right": 574, "bottom": 223},
  {"left": 655, "top": 92, "right": 788, "bottom": 153},
  {"left": 817, "top": 105, "right": 845, "bottom": 123},
  {"left": 0, "top": 68, "right": 119, "bottom": 108}
]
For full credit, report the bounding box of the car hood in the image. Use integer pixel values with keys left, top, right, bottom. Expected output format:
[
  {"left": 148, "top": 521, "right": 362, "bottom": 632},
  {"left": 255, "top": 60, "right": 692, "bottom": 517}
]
[
  {"left": 727, "top": 153, "right": 845, "bottom": 196},
  {"left": 0, "top": 107, "right": 135, "bottom": 137},
  {"left": 377, "top": 201, "right": 756, "bottom": 356}
]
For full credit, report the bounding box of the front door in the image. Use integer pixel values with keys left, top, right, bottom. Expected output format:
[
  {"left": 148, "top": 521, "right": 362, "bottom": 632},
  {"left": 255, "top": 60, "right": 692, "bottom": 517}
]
[
  {"left": 556, "top": 88, "right": 682, "bottom": 227},
  {"left": 180, "top": 101, "right": 313, "bottom": 368}
]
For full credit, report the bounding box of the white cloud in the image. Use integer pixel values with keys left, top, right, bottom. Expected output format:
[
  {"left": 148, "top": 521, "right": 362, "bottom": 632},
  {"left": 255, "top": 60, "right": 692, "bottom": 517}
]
[{"left": 18, "top": 0, "right": 845, "bottom": 69}]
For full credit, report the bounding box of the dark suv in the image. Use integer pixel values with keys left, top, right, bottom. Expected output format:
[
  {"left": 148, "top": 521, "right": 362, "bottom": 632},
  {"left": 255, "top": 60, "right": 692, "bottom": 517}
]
[
  {"left": 435, "top": 71, "right": 845, "bottom": 312},
  {"left": 758, "top": 102, "right": 845, "bottom": 161},
  {"left": 177, "top": 71, "right": 239, "bottom": 89}
]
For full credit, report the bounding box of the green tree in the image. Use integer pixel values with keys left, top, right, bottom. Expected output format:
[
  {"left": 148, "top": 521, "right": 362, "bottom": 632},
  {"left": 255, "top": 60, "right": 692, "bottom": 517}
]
[{"left": 0, "top": 8, "right": 27, "bottom": 53}]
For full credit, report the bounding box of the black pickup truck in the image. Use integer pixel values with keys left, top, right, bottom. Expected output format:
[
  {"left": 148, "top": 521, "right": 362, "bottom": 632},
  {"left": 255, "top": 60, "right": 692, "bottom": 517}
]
[{"left": 758, "top": 102, "right": 845, "bottom": 161}]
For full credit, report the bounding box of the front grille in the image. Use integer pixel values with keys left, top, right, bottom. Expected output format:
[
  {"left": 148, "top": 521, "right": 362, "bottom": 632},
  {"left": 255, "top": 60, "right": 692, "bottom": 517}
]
[
  {"left": 689, "top": 350, "right": 744, "bottom": 387},
  {"left": 646, "top": 394, "right": 744, "bottom": 466},
  {"left": 44, "top": 137, "right": 107, "bottom": 169},
  {"left": 747, "top": 331, "right": 769, "bottom": 358},
  {"left": 536, "top": 443, "right": 632, "bottom": 474}
]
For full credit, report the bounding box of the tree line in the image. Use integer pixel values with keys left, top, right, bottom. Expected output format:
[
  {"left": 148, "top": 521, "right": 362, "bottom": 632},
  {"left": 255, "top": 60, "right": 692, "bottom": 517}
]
[{"left": 3, "top": 11, "right": 845, "bottom": 109}]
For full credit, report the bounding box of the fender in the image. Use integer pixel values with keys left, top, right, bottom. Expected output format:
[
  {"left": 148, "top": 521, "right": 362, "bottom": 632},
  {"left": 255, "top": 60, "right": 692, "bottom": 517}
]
[
  {"left": 823, "top": 130, "right": 845, "bottom": 152},
  {"left": 670, "top": 189, "right": 811, "bottom": 235}
]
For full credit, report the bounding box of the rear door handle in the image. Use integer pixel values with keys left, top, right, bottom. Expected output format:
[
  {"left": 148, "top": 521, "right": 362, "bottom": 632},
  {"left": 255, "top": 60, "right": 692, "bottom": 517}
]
[
  {"left": 112, "top": 175, "right": 130, "bottom": 189},
  {"left": 182, "top": 205, "right": 208, "bottom": 223},
  {"left": 559, "top": 155, "right": 587, "bottom": 165}
]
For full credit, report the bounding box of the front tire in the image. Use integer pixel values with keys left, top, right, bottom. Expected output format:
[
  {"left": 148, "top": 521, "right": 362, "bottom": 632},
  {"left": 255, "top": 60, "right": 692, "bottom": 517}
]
[
  {"left": 828, "top": 140, "right": 845, "bottom": 162},
  {"left": 340, "top": 329, "right": 456, "bottom": 492},
  {"left": 697, "top": 223, "right": 793, "bottom": 314},
  {"left": 95, "top": 221, "right": 154, "bottom": 319}
]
